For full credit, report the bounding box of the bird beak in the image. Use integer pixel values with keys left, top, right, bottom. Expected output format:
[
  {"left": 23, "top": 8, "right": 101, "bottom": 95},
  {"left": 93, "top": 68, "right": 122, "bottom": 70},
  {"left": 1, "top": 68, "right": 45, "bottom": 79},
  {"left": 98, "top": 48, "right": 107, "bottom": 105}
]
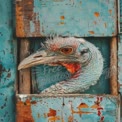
[
  {"left": 18, "top": 50, "right": 54, "bottom": 70},
  {"left": 18, "top": 50, "right": 78, "bottom": 70}
]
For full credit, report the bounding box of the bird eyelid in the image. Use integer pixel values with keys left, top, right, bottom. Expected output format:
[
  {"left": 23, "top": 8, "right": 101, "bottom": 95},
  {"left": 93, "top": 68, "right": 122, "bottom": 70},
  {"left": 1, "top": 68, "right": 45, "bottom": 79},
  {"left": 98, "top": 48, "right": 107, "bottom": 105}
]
[
  {"left": 80, "top": 48, "right": 89, "bottom": 55},
  {"left": 59, "top": 46, "right": 74, "bottom": 55}
]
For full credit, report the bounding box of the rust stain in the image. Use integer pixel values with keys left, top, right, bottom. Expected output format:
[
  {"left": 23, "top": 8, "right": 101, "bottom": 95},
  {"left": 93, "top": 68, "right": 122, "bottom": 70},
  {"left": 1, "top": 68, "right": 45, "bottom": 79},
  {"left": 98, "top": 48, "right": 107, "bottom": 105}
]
[
  {"left": 94, "top": 12, "right": 100, "bottom": 17},
  {"left": 37, "top": 113, "right": 40, "bottom": 118},
  {"left": 16, "top": 0, "right": 41, "bottom": 37},
  {"left": 28, "top": 1, "right": 32, "bottom": 4},
  {"left": 72, "top": 110, "right": 91, "bottom": 115},
  {"left": 79, "top": 1, "right": 82, "bottom": 4},
  {"left": 94, "top": 21, "right": 97, "bottom": 25},
  {"left": 104, "top": 23, "right": 107, "bottom": 28},
  {"left": 48, "top": 116, "right": 60, "bottom": 121},
  {"left": 16, "top": 99, "right": 34, "bottom": 122},
  {"left": 31, "top": 101, "right": 37, "bottom": 104},
  {"left": 45, "top": 108, "right": 60, "bottom": 122},
  {"left": 77, "top": 103, "right": 89, "bottom": 109},
  {"left": 109, "top": 9, "right": 112, "bottom": 14},
  {"left": 60, "top": 22, "right": 65, "bottom": 25},
  {"left": 89, "top": 31, "right": 95, "bottom": 35},
  {"left": 60, "top": 16, "right": 65, "bottom": 20},
  {"left": 16, "top": 1, "right": 25, "bottom": 37},
  {"left": 68, "top": 116, "right": 74, "bottom": 122},
  {"left": 47, "top": 108, "right": 56, "bottom": 117},
  {"left": 91, "top": 97, "right": 104, "bottom": 121},
  {"left": 91, "top": 97, "right": 103, "bottom": 110},
  {"left": 70, "top": 102, "right": 92, "bottom": 117}
]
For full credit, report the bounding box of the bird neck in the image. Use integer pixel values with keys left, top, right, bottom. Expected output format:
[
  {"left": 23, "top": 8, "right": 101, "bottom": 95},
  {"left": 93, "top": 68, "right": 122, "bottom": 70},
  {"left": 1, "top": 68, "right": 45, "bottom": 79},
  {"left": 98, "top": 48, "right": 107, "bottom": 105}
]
[{"left": 69, "top": 42, "right": 103, "bottom": 91}]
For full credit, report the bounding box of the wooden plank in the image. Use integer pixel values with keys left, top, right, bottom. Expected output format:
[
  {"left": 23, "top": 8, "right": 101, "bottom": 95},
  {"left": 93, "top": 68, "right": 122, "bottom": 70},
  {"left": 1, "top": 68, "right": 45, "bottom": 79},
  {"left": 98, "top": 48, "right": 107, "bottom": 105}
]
[
  {"left": 0, "top": 0, "right": 17, "bottom": 121},
  {"left": 19, "top": 39, "right": 31, "bottom": 94},
  {"left": 118, "top": 36, "right": 122, "bottom": 93},
  {"left": 16, "top": 94, "right": 120, "bottom": 122},
  {"left": 16, "top": 0, "right": 117, "bottom": 37},
  {"left": 110, "top": 37, "right": 118, "bottom": 95}
]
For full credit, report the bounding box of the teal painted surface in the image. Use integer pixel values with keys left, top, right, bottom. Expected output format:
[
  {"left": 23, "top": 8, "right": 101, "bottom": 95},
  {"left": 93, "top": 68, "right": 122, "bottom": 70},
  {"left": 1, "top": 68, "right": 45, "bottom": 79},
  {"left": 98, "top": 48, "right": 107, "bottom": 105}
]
[
  {"left": 17, "top": 94, "right": 119, "bottom": 122},
  {"left": 118, "top": 36, "right": 122, "bottom": 93},
  {"left": 16, "top": 0, "right": 117, "bottom": 37},
  {"left": 119, "top": 0, "right": 122, "bottom": 33},
  {"left": 33, "top": 0, "right": 116, "bottom": 37},
  {"left": 0, "top": 0, "right": 16, "bottom": 121},
  {"left": 30, "top": 38, "right": 110, "bottom": 94}
]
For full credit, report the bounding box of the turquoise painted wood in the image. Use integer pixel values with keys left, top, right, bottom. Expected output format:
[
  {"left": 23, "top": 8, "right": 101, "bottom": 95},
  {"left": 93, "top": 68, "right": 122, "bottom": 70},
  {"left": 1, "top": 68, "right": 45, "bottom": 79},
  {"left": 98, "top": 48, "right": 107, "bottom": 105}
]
[
  {"left": 31, "top": 38, "right": 110, "bottom": 94},
  {"left": 0, "top": 0, "right": 120, "bottom": 122},
  {"left": 119, "top": 0, "right": 122, "bottom": 33},
  {"left": 16, "top": 94, "right": 120, "bottom": 122},
  {"left": 118, "top": 36, "right": 122, "bottom": 93},
  {"left": 0, "top": 0, "right": 16, "bottom": 121},
  {"left": 16, "top": 0, "right": 117, "bottom": 37}
]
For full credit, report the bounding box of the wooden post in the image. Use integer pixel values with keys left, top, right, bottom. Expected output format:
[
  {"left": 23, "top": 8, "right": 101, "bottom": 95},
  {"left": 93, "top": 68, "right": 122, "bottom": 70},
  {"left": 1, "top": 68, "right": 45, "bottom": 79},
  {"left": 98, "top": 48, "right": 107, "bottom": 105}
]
[
  {"left": 110, "top": 37, "right": 118, "bottom": 95},
  {"left": 19, "top": 39, "right": 31, "bottom": 94}
]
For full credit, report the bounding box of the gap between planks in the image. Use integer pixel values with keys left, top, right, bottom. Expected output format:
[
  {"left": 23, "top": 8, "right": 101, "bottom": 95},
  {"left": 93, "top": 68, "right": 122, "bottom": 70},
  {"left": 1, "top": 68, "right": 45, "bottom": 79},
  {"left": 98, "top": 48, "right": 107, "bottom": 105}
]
[{"left": 19, "top": 39, "right": 31, "bottom": 94}]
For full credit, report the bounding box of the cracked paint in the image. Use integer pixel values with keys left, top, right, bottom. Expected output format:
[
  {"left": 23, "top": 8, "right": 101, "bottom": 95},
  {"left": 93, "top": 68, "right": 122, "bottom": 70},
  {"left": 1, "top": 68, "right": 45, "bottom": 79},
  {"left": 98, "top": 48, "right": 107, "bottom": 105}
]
[
  {"left": 16, "top": 95, "right": 119, "bottom": 122},
  {"left": 16, "top": 0, "right": 117, "bottom": 37}
]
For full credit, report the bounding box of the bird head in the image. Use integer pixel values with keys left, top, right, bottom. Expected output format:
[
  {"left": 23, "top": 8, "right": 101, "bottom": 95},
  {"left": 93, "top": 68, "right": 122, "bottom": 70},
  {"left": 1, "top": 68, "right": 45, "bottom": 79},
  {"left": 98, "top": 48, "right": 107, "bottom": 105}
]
[{"left": 18, "top": 37, "right": 92, "bottom": 74}]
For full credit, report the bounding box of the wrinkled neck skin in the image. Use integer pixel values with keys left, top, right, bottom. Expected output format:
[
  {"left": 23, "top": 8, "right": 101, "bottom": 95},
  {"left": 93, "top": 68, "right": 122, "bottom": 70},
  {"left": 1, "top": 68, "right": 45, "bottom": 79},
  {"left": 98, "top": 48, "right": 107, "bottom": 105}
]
[{"left": 41, "top": 42, "right": 103, "bottom": 94}]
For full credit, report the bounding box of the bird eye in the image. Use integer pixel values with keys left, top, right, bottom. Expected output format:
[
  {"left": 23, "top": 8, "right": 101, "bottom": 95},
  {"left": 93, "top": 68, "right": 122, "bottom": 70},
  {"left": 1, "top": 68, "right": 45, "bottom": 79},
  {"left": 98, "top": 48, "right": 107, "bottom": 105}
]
[
  {"left": 60, "top": 47, "right": 73, "bottom": 55},
  {"left": 80, "top": 48, "right": 89, "bottom": 55}
]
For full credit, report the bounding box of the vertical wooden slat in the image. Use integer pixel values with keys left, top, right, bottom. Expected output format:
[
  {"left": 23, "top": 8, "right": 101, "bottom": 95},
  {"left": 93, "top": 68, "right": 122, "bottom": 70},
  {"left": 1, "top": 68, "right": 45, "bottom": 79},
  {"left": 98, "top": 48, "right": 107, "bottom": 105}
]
[
  {"left": 110, "top": 37, "right": 118, "bottom": 95},
  {"left": 19, "top": 39, "right": 31, "bottom": 94}
]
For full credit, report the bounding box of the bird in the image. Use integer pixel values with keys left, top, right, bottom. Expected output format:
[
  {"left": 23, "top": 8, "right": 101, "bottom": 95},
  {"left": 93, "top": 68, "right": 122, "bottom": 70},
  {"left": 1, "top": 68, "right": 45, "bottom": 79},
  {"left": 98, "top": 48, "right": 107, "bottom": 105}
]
[{"left": 18, "top": 37, "right": 103, "bottom": 94}]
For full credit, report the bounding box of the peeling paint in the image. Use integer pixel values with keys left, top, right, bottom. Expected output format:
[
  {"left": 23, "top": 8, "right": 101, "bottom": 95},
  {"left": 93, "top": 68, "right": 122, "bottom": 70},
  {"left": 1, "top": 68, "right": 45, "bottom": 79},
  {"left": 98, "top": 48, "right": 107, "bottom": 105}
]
[
  {"left": 94, "top": 12, "right": 100, "bottom": 17},
  {"left": 88, "top": 31, "right": 95, "bottom": 35},
  {"left": 16, "top": 0, "right": 117, "bottom": 37},
  {"left": 60, "top": 16, "right": 65, "bottom": 20},
  {"left": 16, "top": 0, "right": 41, "bottom": 37},
  {"left": 16, "top": 95, "right": 119, "bottom": 122},
  {"left": 16, "top": 99, "right": 34, "bottom": 122},
  {"left": 16, "top": 2, "right": 25, "bottom": 37},
  {"left": 0, "top": 0, "right": 16, "bottom": 121}
]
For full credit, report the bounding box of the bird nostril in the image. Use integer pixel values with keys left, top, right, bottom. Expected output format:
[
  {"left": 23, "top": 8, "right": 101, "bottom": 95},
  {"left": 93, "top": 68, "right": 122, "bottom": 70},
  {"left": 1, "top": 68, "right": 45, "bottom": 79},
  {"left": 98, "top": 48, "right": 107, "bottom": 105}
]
[{"left": 34, "top": 55, "right": 43, "bottom": 58}]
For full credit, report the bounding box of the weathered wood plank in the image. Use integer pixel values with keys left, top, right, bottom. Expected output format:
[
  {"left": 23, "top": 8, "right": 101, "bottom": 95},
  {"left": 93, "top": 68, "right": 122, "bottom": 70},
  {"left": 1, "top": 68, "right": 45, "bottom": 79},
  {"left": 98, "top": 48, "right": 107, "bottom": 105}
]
[
  {"left": 118, "top": 36, "right": 122, "bottom": 93},
  {"left": 16, "top": 94, "right": 120, "bottom": 122},
  {"left": 19, "top": 39, "right": 31, "bottom": 94},
  {"left": 110, "top": 37, "right": 118, "bottom": 95},
  {"left": 0, "top": 0, "right": 16, "bottom": 121},
  {"left": 16, "top": 0, "right": 117, "bottom": 37}
]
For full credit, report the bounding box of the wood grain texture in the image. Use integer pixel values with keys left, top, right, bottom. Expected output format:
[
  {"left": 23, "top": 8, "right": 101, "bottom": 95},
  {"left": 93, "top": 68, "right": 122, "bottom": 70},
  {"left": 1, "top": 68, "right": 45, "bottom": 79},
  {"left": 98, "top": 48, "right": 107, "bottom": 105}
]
[
  {"left": 110, "top": 37, "right": 118, "bottom": 95},
  {"left": 16, "top": 0, "right": 117, "bottom": 37},
  {"left": 19, "top": 39, "right": 31, "bottom": 94},
  {"left": 16, "top": 94, "right": 120, "bottom": 122}
]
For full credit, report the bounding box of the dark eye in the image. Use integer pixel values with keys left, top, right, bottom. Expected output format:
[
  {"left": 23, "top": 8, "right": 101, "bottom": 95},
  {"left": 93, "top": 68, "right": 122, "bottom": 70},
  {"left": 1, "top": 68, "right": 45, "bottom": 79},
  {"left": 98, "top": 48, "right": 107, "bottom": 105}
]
[
  {"left": 60, "top": 47, "right": 73, "bottom": 55},
  {"left": 80, "top": 48, "right": 89, "bottom": 55}
]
